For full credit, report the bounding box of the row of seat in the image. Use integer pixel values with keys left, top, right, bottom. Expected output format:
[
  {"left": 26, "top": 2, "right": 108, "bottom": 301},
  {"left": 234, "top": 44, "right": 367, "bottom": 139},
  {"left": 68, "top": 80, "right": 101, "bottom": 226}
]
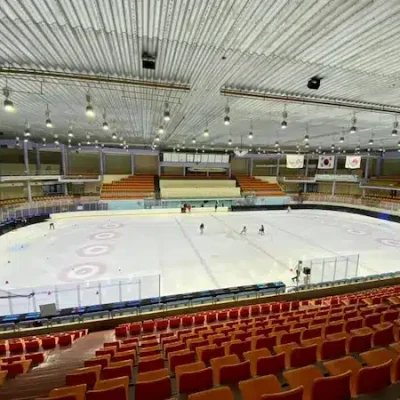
[
  {"left": 0, "top": 329, "right": 87, "bottom": 355},
  {"left": 31, "top": 285, "right": 400, "bottom": 399}
]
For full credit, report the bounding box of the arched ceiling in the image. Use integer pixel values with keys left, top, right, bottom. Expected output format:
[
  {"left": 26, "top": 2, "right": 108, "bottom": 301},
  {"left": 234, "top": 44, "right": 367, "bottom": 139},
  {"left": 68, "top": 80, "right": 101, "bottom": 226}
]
[{"left": 1, "top": 0, "right": 400, "bottom": 153}]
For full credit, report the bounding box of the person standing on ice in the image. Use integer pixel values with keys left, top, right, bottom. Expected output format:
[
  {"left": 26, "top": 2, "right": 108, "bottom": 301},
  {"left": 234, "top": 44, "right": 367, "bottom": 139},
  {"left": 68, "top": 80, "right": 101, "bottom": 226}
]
[
  {"left": 49, "top": 221, "right": 55, "bottom": 230},
  {"left": 259, "top": 225, "right": 265, "bottom": 235},
  {"left": 287, "top": 205, "right": 291, "bottom": 213},
  {"left": 199, "top": 223, "right": 204, "bottom": 234},
  {"left": 240, "top": 226, "right": 247, "bottom": 235}
]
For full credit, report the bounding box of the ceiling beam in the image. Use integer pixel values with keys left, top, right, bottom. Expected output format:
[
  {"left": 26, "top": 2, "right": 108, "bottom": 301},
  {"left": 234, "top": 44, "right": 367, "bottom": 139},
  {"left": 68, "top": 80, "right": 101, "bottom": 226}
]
[
  {"left": 0, "top": 67, "right": 191, "bottom": 92},
  {"left": 221, "top": 88, "right": 400, "bottom": 115}
]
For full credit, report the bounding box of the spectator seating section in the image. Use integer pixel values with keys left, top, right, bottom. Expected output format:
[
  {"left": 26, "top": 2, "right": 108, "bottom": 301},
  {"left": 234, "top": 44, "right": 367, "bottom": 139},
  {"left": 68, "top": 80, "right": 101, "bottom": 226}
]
[
  {"left": 0, "top": 329, "right": 87, "bottom": 388},
  {"left": 36, "top": 284, "right": 400, "bottom": 400},
  {"left": 160, "top": 179, "right": 241, "bottom": 199},
  {"left": 101, "top": 175, "right": 155, "bottom": 199},
  {"left": 236, "top": 176, "right": 285, "bottom": 196}
]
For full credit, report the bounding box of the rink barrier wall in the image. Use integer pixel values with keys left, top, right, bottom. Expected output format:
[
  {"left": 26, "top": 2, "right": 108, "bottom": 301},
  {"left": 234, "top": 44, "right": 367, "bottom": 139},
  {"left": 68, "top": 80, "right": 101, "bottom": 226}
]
[
  {"left": 1, "top": 274, "right": 400, "bottom": 339},
  {"left": 50, "top": 206, "right": 229, "bottom": 220},
  {"left": 231, "top": 203, "right": 400, "bottom": 223}
]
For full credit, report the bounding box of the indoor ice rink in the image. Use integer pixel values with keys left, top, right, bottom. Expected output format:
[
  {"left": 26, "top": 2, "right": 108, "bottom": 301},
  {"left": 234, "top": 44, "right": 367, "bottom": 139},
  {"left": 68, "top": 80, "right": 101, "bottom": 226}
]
[{"left": 1, "top": 209, "right": 400, "bottom": 315}]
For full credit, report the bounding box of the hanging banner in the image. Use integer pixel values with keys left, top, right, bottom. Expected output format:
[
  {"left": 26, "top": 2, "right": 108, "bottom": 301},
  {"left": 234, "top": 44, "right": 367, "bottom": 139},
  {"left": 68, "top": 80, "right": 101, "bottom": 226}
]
[
  {"left": 318, "top": 155, "right": 335, "bottom": 169},
  {"left": 286, "top": 154, "right": 304, "bottom": 169},
  {"left": 345, "top": 155, "right": 361, "bottom": 169}
]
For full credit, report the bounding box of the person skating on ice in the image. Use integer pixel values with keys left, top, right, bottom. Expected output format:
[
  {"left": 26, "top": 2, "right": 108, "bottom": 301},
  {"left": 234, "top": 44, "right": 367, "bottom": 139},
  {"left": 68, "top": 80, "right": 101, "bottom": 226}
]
[
  {"left": 259, "top": 224, "right": 265, "bottom": 235},
  {"left": 199, "top": 223, "right": 204, "bottom": 234},
  {"left": 287, "top": 205, "right": 291, "bottom": 213},
  {"left": 240, "top": 226, "right": 247, "bottom": 235},
  {"left": 49, "top": 221, "right": 55, "bottom": 230}
]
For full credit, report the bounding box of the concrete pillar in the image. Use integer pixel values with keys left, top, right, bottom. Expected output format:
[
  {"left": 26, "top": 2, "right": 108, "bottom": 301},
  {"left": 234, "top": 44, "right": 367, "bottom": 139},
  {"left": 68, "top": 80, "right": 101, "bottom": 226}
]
[
  {"left": 364, "top": 155, "right": 370, "bottom": 180},
  {"left": 331, "top": 155, "right": 338, "bottom": 196},
  {"left": 228, "top": 167, "right": 232, "bottom": 178},
  {"left": 23, "top": 140, "right": 30, "bottom": 175},
  {"left": 182, "top": 166, "right": 186, "bottom": 176},
  {"left": 375, "top": 156, "right": 382, "bottom": 177},
  {"left": 26, "top": 182, "right": 32, "bottom": 202},
  {"left": 249, "top": 158, "right": 254, "bottom": 177},
  {"left": 99, "top": 150, "right": 104, "bottom": 176},
  {"left": 130, "top": 154, "right": 135, "bottom": 175},
  {"left": 304, "top": 155, "right": 310, "bottom": 192},
  {"left": 102, "top": 152, "right": 107, "bottom": 174},
  {"left": 64, "top": 183, "right": 68, "bottom": 195},
  {"left": 36, "top": 145, "right": 41, "bottom": 175},
  {"left": 276, "top": 156, "right": 280, "bottom": 177},
  {"left": 60, "top": 145, "right": 67, "bottom": 176}
]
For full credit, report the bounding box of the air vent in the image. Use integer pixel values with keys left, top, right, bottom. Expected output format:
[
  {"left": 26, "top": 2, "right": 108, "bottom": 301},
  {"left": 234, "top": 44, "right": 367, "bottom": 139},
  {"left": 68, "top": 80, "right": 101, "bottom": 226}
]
[{"left": 142, "top": 52, "right": 156, "bottom": 70}]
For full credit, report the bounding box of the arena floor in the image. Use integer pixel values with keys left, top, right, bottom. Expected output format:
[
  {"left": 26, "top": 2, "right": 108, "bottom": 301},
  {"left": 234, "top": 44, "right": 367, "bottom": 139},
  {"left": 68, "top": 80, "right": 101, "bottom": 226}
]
[{"left": 1, "top": 209, "right": 400, "bottom": 315}]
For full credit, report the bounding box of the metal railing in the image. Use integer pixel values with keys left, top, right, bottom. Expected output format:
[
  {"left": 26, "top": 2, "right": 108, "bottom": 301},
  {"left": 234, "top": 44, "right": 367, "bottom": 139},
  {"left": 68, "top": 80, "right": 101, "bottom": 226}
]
[{"left": 300, "top": 193, "right": 400, "bottom": 213}]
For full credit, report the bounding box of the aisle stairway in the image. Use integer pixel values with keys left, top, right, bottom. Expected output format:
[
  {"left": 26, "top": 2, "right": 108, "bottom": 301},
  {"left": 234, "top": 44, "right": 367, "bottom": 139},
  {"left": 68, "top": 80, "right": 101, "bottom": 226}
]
[
  {"left": 236, "top": 176, "right": 285, "bottom": 196},
  {"left": 101, "top": 175, "right": 155, "bottom": 200}
]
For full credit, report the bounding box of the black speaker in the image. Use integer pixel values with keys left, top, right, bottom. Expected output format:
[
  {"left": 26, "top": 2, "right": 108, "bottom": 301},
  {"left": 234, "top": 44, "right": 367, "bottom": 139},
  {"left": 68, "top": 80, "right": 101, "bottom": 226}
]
[{"left": 307, "top": 76, "right": 321, "bottom": 90}]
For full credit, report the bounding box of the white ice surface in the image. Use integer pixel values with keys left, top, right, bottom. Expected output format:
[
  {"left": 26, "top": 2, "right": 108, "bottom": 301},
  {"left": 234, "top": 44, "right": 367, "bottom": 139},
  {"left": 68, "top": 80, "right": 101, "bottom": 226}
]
[{"left": 1, "top": 210, "right": 400, "bottom": 315}]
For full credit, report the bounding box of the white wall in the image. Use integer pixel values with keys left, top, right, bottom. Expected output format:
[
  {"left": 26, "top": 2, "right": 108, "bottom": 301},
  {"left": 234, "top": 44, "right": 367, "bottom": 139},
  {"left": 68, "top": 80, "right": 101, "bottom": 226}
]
[{"left": 160, "top": 179, "right": 236, "bottom": 188}]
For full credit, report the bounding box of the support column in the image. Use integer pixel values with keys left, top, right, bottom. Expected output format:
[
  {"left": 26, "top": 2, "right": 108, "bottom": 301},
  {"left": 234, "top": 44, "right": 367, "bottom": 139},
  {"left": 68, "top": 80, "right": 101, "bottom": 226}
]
[
  {"left": 331, "top": 155, "right": 338, "bottom": 196},
  {"left": 64, "top": 183, "right": 68, "bottom": 195},
  {"left": 304, "top": 155, "right": 310, "bottom": 193},
  {"left": 182, "top": 165, "right": 186, "bottom": 176},
  {"left": 99, "top": 150, "right": 104, "bottom": 176},
  {"left": 364, "top": 155, "right": 370, "bottom": 180},
  {"left": 60, "top": 145, "right": 67, "bottom": 176},
  {"left": 249, "top": 158, "right": 254, "bottom": 177},
  {"left": 228, "top": 167, "right": 232, "bottom": 178},
  {"left": 23, "top": 140, "right": 30, "bottom": 175},
  {"left": 102, "top": 152, "right": 107, "bottom": 174},
  {"left": 130, "top": 154, "right": 135, "bottom": 175},
  {"left": 36, "top": 145, "right": 41, "bottom": 175},
  {"left": 26, "top": 182, "right": 32, "bottom": 202},
  {"left": 276, "top": 156, "right": 280, "bottom": 177},
  {"left": 375, "top": 156, "right": 383, "bottom": 178}
]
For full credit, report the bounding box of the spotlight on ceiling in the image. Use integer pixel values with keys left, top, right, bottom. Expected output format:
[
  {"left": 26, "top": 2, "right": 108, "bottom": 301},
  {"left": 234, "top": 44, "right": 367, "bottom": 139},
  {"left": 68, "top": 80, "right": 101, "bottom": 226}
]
[
  {"left": 281, "top": 120, "right": 287, "bottom": 129},
  {"left": 304, "top": 135, "right": 309, "bottom": 142},
  {"left": 339, "top": 136, "right": 344, "bottom": 143},
  {"left": 155, "top": 135, "right": 160, "bottom": 142},
  {"left": 158, "top": 126, "right": 164, "bottom": 134},
  {"left": 228, "top": 138, "right": 232, "bottom": 146},
  {"left": 369, "top": 138, "right": 374, "bottom": 145},
  {"left": 350, "top": 126, "right": 357, "bottom": 134},
  {"left": 192, "top": 138, "right": 196, "bottom": 144},
  {"left": 248, "top": 131, "right": 253, "bottom": 140},
  {"left": 307, "top": 76, "right": 321, "bottom": 90},
  {"left": 3, "top": 87, "right": 14, "bottom": 112},
  {"left": 112, "top": 132, "right": 117, "bottom": 139},
  {"left": 203, "top": 129, "right": 209, "bottom": 137}
]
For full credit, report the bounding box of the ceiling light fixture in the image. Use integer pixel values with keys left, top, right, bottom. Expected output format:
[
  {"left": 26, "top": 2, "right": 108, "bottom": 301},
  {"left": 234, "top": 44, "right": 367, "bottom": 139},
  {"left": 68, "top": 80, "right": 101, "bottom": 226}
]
[
  {"left": 45, "top": 105, "right": 53, "bottom": 128},
  {"left": 102, "top": 110, "right": 109, "bottom": 130},
  {"left": 163, "top": 102, "right": 170, "bottom": 122},
  {"left": 224, "top": 106, "right": 230, "bottom": 125},
  {"left": 192, "top": 138, "right": 196, "bottom": 144},
  {"left": 155, "top": 135, "right": 160, "bottom": 142},
  {"left": 304, "top": 134, "right": 309, "bottom": 142},
  {"left": 158, "top": 126, "right": 164, "bottom": 134},
  {"left": 24, "top": 121, "right": 31, "bottom": 137},
  {"left": 3, "top": 86, "right": 15, "bottom": 112},
  {"left": 281, "top": 108, "right": 288, "bottom": 129},
  {"left": 369, "top": 138, "right": 374, "bottom": 145},
  {"left": 68, "top": 124, "right": 74, "bottom": 137},
  {"left": 228, "top": 138, "right": 232, "bottom": 146},
  {"left": 85, "top": 93, "right": 95, "bottom": 118},
  {"left": 203, "top": 128, "right": 209, "bottom": 137},
  {"left": 350, "top": 114, "right": 357, "bottom": 134},
  {"left": 112, "top": 132, "right": 117, "bottom": 139},
  {"left": 392, "top": 120, "right": 398, "bottom": 137}
]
